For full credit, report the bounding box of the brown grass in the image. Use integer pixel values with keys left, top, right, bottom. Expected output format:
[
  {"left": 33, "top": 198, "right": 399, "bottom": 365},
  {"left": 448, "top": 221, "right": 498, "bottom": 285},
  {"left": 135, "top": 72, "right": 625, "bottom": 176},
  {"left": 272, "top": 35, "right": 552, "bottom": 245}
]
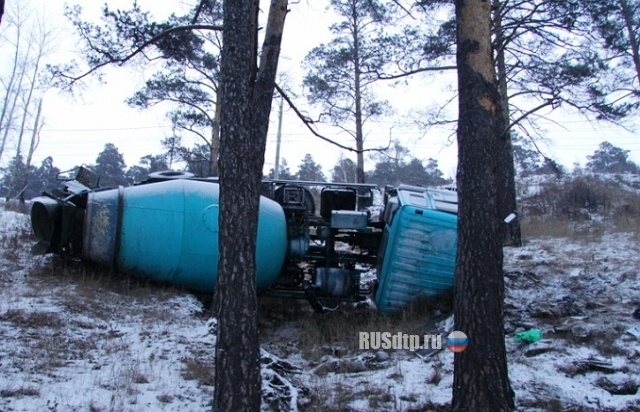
[
  {"left": 0, "top": 308, "right": 65, "bottom": 328},
  {"left": 355, "top": 385, "right": 394, "bottom": 410},
  {"left": 23, "top": 255, "right": 194, "bottom": 325},
  {"left": 520, "top": 175, "right": 640, "bottom": 242},
  {"left": 427, "top": 359, "right": 444, "bottom": 385},
  {"left": 405, "top": 402, "right": 451, "bottom": 412},
  {"left": 521, "top": 217, "right": 606, "bottom": 243},
  {"left": 0, "top": 226, "right": 33, "bottom": 264},
  {"left": 0, "top": 204, "right": 220, "bottom": 411},
  {"left": 259, "top": 294, "right": 450, "bottom": 360},
  {"left": 181, "top": 350, "right": 215, "bottom": 387},
  {"left": 304, "top": 381, "right": 351, "bottom": 412},
  {"left": 0, "top": 385, "right": 40, "bottom": 398},
  {"left": 2, "top": 200, "right": 30, "bottom": 215},
  {"left": 157, "top": 393, "right": 174, "bottom": 403},
  {"left": 613, "top": 215, "right": 640, "bottom": 241}
]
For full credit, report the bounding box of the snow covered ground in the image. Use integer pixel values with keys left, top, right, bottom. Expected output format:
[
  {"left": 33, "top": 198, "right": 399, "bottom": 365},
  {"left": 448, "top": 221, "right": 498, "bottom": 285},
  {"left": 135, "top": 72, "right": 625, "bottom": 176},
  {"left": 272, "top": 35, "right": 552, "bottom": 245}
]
[
  {"left": 0, "top": 206, "right": 215, "bottom": 411},
  {"left": 1, "top": 174, "right": 640, "bottom": 411}
]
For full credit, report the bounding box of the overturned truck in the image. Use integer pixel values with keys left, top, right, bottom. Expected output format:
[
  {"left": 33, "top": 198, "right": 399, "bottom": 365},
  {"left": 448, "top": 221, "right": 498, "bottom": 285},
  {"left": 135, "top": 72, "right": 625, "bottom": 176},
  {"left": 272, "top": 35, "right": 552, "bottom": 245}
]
[{"left": 30, "top": 168, "right": 458, "bottom": 313}]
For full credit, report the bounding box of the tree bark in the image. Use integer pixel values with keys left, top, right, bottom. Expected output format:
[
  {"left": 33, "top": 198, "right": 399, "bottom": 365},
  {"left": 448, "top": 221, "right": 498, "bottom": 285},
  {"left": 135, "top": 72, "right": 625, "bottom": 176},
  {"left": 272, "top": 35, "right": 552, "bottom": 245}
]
[
  {"left": 492, "top": 0, "right": 521, "bottom": 247},
  {"left": 452, "top": 0, "right": 514, "bottom": 410},
  {"left": 22, "top": 98, "right": 43, "bottom": 202},
  {"left": 0, "top": 30, "right": 27, "bottom": 162},
  {"left": 253, "top": 0, "right": 288, "bottom": 152},
  {"left": 209, "top": 85, "right": 222, "bottom": 176},
  {"left": 213, "top": 1, "right": 287, "bottom": 411},
  {"left": 213, "top": 0, "right": 261, "bottom": 410},
  {"left": 352, "top": 4, "right": 365, "bottom": 183},
  {"left": 15, "top": 43, "right": 43, "bottom": 161},
  {"left": 619, "top": 0, "right": 640, "bottom": 84}
]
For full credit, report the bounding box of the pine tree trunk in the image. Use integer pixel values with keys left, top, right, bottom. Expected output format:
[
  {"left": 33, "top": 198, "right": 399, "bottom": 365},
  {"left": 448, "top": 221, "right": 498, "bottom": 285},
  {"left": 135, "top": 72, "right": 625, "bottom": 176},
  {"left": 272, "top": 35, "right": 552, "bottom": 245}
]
[
  {"left": 493, "top": 0, "right": 521, "bottom": 247},
  {"left": 21, "top": 98, "right": 43, "bottom": 203},
  {"left": 620, "top": 0, "right": 640, "bottom": 83},
  {"left": 452, "top": 0, "right": 514, "bottom": 410},
  {"left": 353, "top": 28, "right": 365, "bottom": 183},
  {"left": 25, "top": 99, "right": 42, "bottom": 172},
  {"left": 210, "top": 86, "right": 222, "bottom": 176},
  {"left": 213, "top": 1, "right": 261, "bottom": 410},
  {"left": 213, "top": 1, "right": 287, "bottom": 411}
]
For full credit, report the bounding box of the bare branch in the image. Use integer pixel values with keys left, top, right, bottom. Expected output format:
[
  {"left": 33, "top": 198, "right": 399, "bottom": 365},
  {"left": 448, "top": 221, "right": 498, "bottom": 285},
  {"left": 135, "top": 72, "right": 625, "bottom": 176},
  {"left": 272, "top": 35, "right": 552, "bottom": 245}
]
[
  {"left": 374, "top": 65, "right": 457, "bottom": 80},
  {"left": 390, "top": 0, "right": 415, "bottom": 19},
  {"left": 176, "top": 124, "right": 210, "bottom": 146},
  {"left": 505, "top": 99, "right": 556, "bottom": 136},
  {"left": 275, "top": 83, "right": 389, "bottom": 154}
]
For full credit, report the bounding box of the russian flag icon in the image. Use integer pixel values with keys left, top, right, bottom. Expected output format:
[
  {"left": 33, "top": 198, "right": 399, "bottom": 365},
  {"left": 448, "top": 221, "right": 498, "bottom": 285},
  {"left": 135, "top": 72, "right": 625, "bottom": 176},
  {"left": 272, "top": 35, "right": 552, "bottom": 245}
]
[{"left": 447, "top": 331, "right": 468, "bottom": 353}]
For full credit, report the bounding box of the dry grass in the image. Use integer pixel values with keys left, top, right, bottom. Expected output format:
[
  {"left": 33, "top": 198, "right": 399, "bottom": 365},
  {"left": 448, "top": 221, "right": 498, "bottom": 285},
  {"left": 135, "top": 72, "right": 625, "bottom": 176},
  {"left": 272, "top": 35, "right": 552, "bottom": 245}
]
[
  {"left": 405, "top": 402, "right": 452, "bottom": 412},
  {"left": 0, "top": 207, "right": 212, "bottom": 407},
  {"left": 19, "top": 256, "right": 195, "bottom": 332},
  {"left": 0, "top": 225, "right": 33, "bottom": 265},
  {"left": 257, "top": 293, "right": 453, "bottom": 410},
  {"left": 605, "top": 187, "right": 640, "bottom": 241},
  {"left": 259, "top": 293, "right": 450, "bottom": 360},
  {"left": 521, "top": 217, "right": 606, "bottom": 242},
  {"left": 24, "top": 255, "right": 195, "bottom": 325},
  {"left": 427, "top": 359, "right": 444, "bottom": 385},
  {"left": 303, "top": 374, "right": 447, "bottom": 412},
  {"left": 520, "top": 175, "right": 640, "bottom": 242},
  {"left": 522, "top": 176, "right": 614, "bottom": 217},
  {"left": 2, "top": 200, "right": 30, "bottom": 215},
  {"left": 157, "top": 393, "right": 174, "bottom": 404},
  {"left": 302, "top": 378, "right": 398, "bottom": 411},
  {"left": 355, "top": 386, "right": 395, "bottom": 410},
  {"left": 181, "top": 351, "right": 215, "bottom": 387},
  {"left": 0, "top": 308, "right": 65, "bottom": 328},
  {"left": 0, "top": 385, "right": 40, "bottom": 399}
]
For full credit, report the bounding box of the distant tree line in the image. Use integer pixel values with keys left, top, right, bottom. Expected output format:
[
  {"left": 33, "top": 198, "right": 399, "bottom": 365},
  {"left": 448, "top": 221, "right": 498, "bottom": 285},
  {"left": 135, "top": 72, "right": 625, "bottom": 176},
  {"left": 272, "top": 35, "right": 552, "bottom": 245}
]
[
  {"left": 2, "top": 138, "right": 635, "bottom": 201},
  {"left": 0, "top": 3, "right": 55, "bottom": 202},
  {"left": 513, "top": 138, "right": 639, "bottom": 177},
  {"left": 266, "top": 141, "right": 452, "bottom": 187},
  {"left": 0, "top": 142, "right": 167, "bottom": 199}
]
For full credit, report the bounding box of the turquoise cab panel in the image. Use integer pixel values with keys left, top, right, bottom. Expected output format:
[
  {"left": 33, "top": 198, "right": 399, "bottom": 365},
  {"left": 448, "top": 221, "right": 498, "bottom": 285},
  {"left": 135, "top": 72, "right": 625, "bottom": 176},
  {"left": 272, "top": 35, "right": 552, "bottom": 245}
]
[{"left": 374, "top": 187, "right": 457, "bottom": 313}]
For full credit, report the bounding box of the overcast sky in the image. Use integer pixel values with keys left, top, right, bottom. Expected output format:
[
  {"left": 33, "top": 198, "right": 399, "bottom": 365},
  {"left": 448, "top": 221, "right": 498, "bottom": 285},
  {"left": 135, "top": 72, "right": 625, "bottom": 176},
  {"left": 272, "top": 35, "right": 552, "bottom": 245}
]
[{"left": 2, "top": 0, "right": 639, "bottom": 179}]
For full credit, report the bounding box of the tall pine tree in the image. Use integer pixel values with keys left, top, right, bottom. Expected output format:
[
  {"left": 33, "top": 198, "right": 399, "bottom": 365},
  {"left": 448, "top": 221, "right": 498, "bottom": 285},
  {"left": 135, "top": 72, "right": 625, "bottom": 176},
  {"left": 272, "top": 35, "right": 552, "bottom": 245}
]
[
  {"left": 303, "top": 0, "right": 394, "bottom": 183},
  {"left": 92, "top": 143, "right": 128, "bottom": 188},
  {"left": 452, "top": 0, "right": 514, "bottom": 409}
]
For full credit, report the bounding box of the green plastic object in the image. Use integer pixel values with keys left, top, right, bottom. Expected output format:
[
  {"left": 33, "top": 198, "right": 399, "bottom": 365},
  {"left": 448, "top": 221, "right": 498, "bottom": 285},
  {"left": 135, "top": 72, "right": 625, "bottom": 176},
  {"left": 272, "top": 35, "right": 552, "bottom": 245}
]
[{"left": 514, "top": 329, "right": 542, "bottom": 343}]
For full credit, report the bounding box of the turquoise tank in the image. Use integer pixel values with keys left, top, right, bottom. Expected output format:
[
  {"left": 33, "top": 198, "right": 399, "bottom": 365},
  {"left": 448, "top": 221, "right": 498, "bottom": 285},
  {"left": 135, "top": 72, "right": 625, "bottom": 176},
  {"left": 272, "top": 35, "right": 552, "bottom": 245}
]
[
  {"left": 82, "top": 179, "right": 287, "bottom": 292},
  {"left": 374, "top": 187, "right": 458, "bottom": 313}
]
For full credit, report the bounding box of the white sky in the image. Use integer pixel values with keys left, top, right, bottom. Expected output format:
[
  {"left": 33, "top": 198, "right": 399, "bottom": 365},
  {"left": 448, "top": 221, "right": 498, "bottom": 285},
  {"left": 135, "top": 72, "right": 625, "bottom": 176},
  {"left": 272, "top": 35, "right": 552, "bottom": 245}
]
[{"left": 2, "top": 0, "right": 639, "bottom": 179}]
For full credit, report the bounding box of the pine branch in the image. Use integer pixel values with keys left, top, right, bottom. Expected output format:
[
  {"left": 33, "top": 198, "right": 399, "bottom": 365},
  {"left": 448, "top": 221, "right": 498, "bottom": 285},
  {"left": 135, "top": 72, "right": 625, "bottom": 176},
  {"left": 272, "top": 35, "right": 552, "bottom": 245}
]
[{"left": 60, "top": 24, "right": 223, "bottom": 86}]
